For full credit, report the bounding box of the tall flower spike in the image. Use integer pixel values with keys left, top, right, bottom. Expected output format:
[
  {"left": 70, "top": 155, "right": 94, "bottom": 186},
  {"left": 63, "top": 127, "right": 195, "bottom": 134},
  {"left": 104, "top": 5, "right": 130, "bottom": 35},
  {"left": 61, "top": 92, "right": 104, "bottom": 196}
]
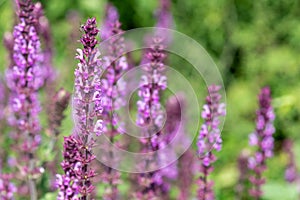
[
  {"left": 134, "top": 36, "right": 168, "bottom": 199},
  {"left": 197, "top": 85, "right": 226, "bottom": 200},
  {"left": 248, "top": 87, "right": 275, "bottom": 199},
  {"left": 72, "top": 17, "right": 102, "bottom": 199},
  {"left": 100, "top": 4, "right": 128, "bottom": 199},
  {"left": 5, "top": 0, "right": 44, "bottom": 198}
]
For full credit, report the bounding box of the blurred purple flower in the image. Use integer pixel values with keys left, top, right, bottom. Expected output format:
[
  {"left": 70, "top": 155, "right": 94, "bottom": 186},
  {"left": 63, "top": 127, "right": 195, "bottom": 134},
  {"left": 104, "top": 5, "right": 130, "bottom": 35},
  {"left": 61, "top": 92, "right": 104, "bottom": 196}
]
[
  {"left": 248, "top": 87, "right": 275, "bottom": 199},
  {"left": 0, "top": 174, "right": 17, "bottom": 200},
  {"left": 197, "top": 85, "right": 226, "bottom": 200},
  {"left": 101, "top": 3, "right": 119, "bottom": 41},
  {"left": 134, "top": 34, "right": 169, "bottom": 198},
  {"left": 5, "top": 0, "right": 44, "bottom": 197},
  {"left": 178, "top": 149, "right": 196, "bottom": 200},
  {"left": 155, "top": 0, "right": 174, "bottom": 29},
  {"left": 33, "top": 2, "right": 56, "bottom": 85},
  {"left": 100, "top": 4, "right": 128, "bottom": 199}
]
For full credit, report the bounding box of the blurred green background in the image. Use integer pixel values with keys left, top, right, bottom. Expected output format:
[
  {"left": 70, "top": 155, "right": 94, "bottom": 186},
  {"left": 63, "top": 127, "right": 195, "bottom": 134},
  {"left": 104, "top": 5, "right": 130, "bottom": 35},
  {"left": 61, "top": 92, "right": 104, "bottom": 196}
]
[{"left": 1, "top": 0, "right": 300, "bottom": 199}]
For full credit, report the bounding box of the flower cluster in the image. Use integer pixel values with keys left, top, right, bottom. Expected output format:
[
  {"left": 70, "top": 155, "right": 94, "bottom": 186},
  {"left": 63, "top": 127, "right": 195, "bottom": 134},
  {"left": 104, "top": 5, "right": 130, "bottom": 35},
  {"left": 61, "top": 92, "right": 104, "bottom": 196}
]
[
  {"left": 0, "top": 174, "right": 17, "bottom": 200},
  {"left": 33, "top": 2, "right": 55, "bottom": 86},
  {"left": 100, "top": 4, "right": 128, "bottom": 199},
  {"left": 134, "top": 35, "right": 168, "bottom": 199},
  {"left": 56, "top": 135, "right": 80, "bottom": 199},
  {"left": 197, "top": 85, "right": 226, "bottom": 200},
  {"left": 137, "top": 37, "right": 167, "bottom": 129},
  {"left": 5, "top": 1, "right": 44, "bottom": 196},
  {"left": 101, "top": 3, "right": 127, "bottom": 138},
  {"left": 72, "top": 17, "right": 102, "bottom": 197},
  {"left": 6, "top": 0, "right": 43, "bottom": 146},
  {"left": 248, "top": 87, "right": 275, "bottom": 198}
]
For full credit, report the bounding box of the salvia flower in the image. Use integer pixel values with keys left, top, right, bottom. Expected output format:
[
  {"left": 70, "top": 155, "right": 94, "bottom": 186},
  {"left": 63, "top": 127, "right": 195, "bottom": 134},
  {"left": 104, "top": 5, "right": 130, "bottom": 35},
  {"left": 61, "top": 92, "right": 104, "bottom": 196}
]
[
  {"left": 71, "top": 17, "right": 102, "bottom": 198},
  {"left": 0, "top": 174, "right": 17, "bottom": 200},
  {"left": 101, "top": 3, "right": 128, "bottom": 137},
  {"left": 197, "top": 85, "right": 226, "bottom": 200},
  {"left": 100, "top": 4, "right": 128, "bottom": 199},
  {"left": 5, "top": 0, "right": 44, "bottom": 197},
  {"left": 56, "top": 135, "right": 80, "bottom": 199},
  {"left": 134, "top": 36, "right": 168, "bottom": 199},
  {"left": 248, "top": 87, "right": 275, "bottom": 199},
  {"left": 155, "top": 0, "right": 174, "bottom": 29},
  {"left": 33, "top": 2, "right": 56, "bottom": 85}
]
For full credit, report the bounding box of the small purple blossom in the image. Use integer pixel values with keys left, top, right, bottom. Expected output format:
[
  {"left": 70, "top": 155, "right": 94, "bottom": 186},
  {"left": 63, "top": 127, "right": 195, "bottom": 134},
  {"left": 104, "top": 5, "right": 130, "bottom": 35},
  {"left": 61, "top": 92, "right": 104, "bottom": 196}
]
[
  {"left": 0, "top": 174, "right": 17, "bottom": 200},
  {"left": 248, "top": 87, "right": 275, "bottom": 199},
  {"left": 197, "top": 85, "right": 226, "bottom": 200}
]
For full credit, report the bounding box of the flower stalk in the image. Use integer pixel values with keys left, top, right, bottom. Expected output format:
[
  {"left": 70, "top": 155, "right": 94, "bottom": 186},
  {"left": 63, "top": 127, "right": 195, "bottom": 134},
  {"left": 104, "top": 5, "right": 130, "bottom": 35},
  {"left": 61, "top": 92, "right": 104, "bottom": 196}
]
[
  {"left": 248, "top": 87, "right": 275, "bottom": 199},
  {"left": 197, "top": 85, "right": 226, "bottom": 200},
  {"left": 5, "top": 0, "right": 45, "bottom": 198},
  {"left": 100, "top": 4, "right": 128, "bottom": 199}
]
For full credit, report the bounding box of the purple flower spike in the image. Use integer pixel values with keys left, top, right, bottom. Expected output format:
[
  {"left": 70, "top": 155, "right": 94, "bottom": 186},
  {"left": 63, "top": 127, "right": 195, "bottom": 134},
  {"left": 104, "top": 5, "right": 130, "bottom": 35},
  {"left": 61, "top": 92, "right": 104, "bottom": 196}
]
[
  {"left": 156, "top": 0, "right": 174, "bottom": 29},
  {"left": 5, "top": 0, "right": 44, "bottom": 197},
  {"left": 33, "top": 2, "right": 56, "bottom": 85},
  {"left": 100, "top": 4, "right": 128, "bottom": 199},
  {"left": 57, "top": 18, "right": 103, "bottom": 199},
  {"left": 101, "top": 3, "right": 119, "bottom": 41},
  {"left": 248, "top": 87, "right": 275, "bottom": 199},
  {"left": 197, "top": 85, "right": 226, "bottom": 200},
  {"left": 56, "top": 135, "right": 80, "bottom": 199},
  {"left": 133, "top": 35, "right": 169, "bottom": 199},
  {"left": 0, "top": 174, "right": 17, "bottom": 200}
]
